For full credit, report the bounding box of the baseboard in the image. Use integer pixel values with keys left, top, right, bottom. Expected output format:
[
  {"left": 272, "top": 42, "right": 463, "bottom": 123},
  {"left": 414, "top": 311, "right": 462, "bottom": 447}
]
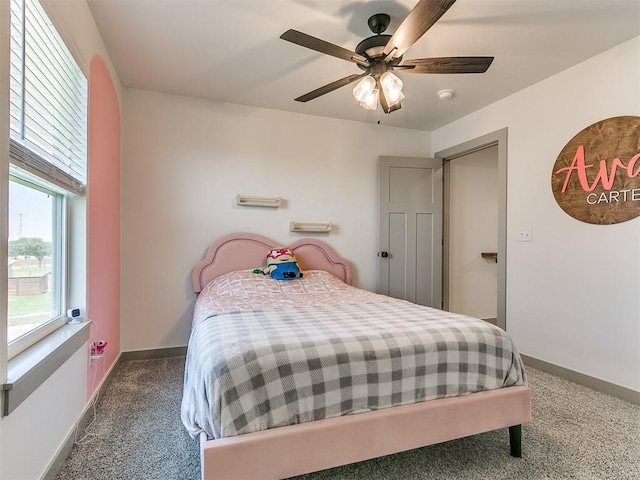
[
  {"left": 41, "top": 351, "right": 124, "bottom": 480},
  {"left": 120, "top": 346, "right": 187, "bottom": 361},
  {"left": 521, "top": 354, "right": 639, "bottom": 405}
]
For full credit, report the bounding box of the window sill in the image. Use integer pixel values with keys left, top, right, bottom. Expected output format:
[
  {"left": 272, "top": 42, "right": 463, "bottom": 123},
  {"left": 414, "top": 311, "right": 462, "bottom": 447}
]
[{"left": 1, "top": 321, "right": 90, "bottom": 416}]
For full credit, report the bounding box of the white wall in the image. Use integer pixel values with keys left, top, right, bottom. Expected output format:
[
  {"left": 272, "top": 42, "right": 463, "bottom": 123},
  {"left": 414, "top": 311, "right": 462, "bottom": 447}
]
[
  {"left": 0, "top": 2, "right": 122, "bottom": 479},
  {"left": 432, "top": 37, "right": 640, "bottom": 391},
  {"left": 0, "top": 348, "right": 87, "bottom": 480},
  {"left": 121, "top": 89, "right": 430, "bottom": 351}
]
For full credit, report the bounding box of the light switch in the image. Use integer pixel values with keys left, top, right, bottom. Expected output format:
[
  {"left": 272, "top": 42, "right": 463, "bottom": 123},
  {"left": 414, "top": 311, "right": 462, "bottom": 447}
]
[{"left": 519, "top": 227, "right": 532, "bottom": 242}]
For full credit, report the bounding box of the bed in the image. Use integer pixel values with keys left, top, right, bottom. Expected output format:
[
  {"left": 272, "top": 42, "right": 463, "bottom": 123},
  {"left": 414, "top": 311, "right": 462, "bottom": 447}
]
[{"left": 183, "top": 232, "right": 531, "bottom": 480}]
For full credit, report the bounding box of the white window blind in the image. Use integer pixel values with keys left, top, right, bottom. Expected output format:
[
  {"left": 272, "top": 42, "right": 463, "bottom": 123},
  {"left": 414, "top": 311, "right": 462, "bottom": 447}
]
[{"left": 9, "top": 0, "right": 87, "bottom": 195}]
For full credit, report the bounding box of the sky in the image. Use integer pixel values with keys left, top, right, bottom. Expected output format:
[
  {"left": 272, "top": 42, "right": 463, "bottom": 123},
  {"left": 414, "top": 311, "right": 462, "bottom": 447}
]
[{"left": 8, "top": 180, "right": 53, "bottom": 242}]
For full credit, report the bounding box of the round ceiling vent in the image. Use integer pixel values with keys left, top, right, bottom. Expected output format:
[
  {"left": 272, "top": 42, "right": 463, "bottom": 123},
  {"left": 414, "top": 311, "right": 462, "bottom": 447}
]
[{"left": 437, "top": 89, "right": 455, "bottom": 100}]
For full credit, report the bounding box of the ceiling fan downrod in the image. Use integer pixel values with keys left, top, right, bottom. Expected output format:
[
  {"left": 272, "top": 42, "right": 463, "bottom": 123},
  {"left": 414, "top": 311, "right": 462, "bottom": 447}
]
[{"left": 367, "top": 13, "right": 390, "bottom": 35}]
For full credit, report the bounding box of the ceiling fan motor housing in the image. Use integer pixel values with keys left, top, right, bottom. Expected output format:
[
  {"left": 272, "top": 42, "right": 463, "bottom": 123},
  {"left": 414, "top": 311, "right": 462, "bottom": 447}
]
[{"left": 356, "top": 34, "right": 391, "bottom": 59}]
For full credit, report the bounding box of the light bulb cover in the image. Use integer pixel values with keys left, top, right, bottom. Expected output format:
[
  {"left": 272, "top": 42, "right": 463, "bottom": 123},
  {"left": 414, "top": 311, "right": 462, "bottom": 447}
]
[
  {"left": 385, "top": 89, "right": 405, "bottom": 105},
  {"left": 360, "top": 88, "right": 379, "bottom": 110},
  {"left": 353, "top": 75, "right": 376, "bottom": 102},
  {"left": 380, "top": 71, "right": 404, "bottom": 106}
]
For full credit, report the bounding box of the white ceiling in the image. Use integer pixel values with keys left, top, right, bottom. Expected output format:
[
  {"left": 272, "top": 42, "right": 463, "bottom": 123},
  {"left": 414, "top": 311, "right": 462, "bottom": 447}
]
[{"left": 86, "top": 0, "right": 640, "bottom": 131}]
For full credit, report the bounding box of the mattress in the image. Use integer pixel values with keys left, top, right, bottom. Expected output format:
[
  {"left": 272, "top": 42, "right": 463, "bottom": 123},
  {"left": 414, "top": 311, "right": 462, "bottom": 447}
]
[{"left": 181, "top": 270, "right": 527, "bottom": 440}]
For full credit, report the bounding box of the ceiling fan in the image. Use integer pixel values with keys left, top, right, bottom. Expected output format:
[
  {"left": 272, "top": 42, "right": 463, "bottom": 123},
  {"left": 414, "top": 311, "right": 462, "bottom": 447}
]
[{"left": 280, "top": 0, "right": 493, "bottom": 113}]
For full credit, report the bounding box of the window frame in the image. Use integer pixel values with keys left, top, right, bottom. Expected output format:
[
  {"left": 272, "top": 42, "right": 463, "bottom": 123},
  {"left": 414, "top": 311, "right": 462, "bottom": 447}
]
[{"left": 7, "top": 170, "right": 69, "bottom": 359}]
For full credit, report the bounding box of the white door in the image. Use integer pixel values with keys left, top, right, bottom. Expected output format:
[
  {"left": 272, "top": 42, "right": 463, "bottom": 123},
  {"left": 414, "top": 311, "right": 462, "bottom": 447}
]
[{"left": 378, "top": 156, "right": 443, "bottom": 307}]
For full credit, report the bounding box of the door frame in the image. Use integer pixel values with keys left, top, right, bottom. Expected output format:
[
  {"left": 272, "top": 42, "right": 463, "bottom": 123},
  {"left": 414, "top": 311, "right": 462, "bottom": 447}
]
[{"left": 434, "top": 128, "right": 508, "bottom": 331}]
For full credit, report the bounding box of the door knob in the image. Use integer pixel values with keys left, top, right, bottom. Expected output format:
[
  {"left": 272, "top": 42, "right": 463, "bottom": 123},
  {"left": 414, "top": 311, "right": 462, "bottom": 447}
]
[{"left": 379, "top": 251, "right": 389, "bottom": 258}]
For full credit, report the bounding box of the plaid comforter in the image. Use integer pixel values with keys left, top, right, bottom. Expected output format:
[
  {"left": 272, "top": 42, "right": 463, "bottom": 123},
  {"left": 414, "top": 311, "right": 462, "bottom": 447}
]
[{"left": 181, "top": 298, "right": 526, "bottom": 440}]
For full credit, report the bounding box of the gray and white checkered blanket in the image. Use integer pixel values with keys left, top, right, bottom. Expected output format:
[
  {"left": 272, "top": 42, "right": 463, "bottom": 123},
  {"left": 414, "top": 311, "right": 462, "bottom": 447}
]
[{"left": 181, "top": 300, "right": 527, "bottom": 439}]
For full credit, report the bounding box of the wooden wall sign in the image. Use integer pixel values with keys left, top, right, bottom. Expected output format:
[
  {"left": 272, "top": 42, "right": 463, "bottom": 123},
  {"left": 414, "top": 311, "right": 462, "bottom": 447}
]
[{"left": 551, "top": 116, "right": 640, "bottom": 224}]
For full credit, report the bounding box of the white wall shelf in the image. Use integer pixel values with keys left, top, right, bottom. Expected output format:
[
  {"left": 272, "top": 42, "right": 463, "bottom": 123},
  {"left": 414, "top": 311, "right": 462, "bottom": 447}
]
[
  {"left": 236, "top": 195, "right": 282, "bottom": 208},
  {"left": 289, "top": 222, "right": 332, "bottom": 233}
]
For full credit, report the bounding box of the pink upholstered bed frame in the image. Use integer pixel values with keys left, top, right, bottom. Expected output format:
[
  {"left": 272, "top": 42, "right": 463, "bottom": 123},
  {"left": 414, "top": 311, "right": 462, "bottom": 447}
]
[{"left": 191, "top": 233, "right": 531, "bottom": 480}]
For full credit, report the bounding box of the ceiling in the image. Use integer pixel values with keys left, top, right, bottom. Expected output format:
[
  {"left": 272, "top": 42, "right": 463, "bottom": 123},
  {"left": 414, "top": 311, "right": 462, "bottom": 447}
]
[{"left": 86, "top": 0, "right": 640, "bottom": 131}]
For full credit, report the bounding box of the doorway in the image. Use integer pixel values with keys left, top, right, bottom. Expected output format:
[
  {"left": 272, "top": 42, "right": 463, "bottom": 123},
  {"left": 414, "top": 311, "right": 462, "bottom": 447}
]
[
  {"left": 445, "top": 145, "right": 499, "bottom": 323},
  {"left": 435, "top": 129, "right": 508, "bottom": 330}
]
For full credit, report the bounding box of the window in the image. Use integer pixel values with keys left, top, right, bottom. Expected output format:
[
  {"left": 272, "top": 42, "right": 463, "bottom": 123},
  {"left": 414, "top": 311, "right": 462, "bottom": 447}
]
[
  {"left": 7, "top": 0, "right": 87, "bottom": 357},
  {"left": 7, "top": 174, "right": 66, "bottom": 356}
]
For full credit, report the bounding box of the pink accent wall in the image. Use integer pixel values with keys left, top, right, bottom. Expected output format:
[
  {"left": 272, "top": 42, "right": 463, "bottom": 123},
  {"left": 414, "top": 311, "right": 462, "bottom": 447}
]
[{"left": 87, "top": 55, "right": 121, "bottom": 398}]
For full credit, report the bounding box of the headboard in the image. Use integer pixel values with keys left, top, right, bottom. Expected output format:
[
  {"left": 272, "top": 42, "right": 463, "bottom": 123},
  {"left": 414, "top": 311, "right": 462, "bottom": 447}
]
[{"left": 192, "top": 233, "right": 352, "bottom": 293}]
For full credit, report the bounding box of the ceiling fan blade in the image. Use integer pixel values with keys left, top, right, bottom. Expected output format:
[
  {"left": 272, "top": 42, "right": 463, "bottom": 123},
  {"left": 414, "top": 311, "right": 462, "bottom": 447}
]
[
  {"left": 281, "top": 29, "right": 369, "bottom": 66},
  {"left": 294, "top": 73, "right": 367, "bottom": 102},
  {"left": 400, "top": 56, "right": 494, "bottom": 74},
  {"left": 383, "top": 0, "right": 457, "bottom": 59}
]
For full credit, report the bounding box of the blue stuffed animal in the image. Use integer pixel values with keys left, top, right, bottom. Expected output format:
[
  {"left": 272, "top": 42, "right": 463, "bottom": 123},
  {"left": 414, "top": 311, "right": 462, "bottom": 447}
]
[
  {"left": 254, "top": 247, "right": 303, "bottom": 280},
  {"left": 268, "top": 260, "right": 302, "bottom": 280}
]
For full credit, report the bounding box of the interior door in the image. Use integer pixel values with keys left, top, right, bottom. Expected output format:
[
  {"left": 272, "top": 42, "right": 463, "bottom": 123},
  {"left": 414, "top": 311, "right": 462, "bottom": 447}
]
[{"left": 378, "top": 156, "right": 443, "bottom": 307}]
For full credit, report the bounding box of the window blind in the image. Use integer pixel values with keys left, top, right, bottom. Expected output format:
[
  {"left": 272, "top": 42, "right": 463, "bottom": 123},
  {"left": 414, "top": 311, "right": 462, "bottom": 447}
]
[{"left": 9, "top": 0, "right": 87, "bottom": 195}]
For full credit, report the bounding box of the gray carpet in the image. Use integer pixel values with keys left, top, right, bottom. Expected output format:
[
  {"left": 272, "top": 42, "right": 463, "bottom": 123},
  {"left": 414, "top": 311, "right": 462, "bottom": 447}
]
[{"left": 56, "top": 357, "right": 640, "bottom": 480}]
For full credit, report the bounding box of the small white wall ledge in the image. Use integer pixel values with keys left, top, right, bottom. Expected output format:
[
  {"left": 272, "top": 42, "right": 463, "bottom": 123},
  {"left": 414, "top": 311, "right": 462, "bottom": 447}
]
[
  {"left": 236, "top": 195, "right": 282, "bottom": 208},
  {"left": 289, "top": 222, "right": 332, "bottom": 233}
]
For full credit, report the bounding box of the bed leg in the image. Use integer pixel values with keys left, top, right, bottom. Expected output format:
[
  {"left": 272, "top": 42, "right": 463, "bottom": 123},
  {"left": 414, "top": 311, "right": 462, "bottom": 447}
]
[{"left": 509, "top": 424, "right": 522, "bottom": 457}]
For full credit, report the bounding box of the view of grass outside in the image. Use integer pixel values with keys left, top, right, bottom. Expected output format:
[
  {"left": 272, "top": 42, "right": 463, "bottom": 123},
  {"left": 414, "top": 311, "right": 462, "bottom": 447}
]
[
  {"left": 8, "top": 291, "right": 52, "bottom": 325},
  {"left": 9, "top": 265, "right": 50, "bottom": 277},
  {"left": 7, "top": 257, "right": 54, "bottom": 342}
]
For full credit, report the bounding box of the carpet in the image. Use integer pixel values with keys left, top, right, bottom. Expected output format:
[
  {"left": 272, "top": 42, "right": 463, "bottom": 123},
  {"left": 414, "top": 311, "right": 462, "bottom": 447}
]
[{"left": 56, "top": 357, "right": 640, "bottom": 480}]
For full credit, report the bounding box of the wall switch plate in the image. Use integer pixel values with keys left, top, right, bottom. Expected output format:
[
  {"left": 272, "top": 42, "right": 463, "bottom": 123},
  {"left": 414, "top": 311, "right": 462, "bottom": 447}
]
[{"left": 519, "top": 227, "right": 533, "bottom": 242}]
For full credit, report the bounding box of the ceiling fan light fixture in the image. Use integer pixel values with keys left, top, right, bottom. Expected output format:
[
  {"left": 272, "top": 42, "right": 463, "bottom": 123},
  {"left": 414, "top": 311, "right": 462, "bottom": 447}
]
[
  {"left": 380, "top": 71, "right": 404, "bottom": 105},
  {"left": 353, "top": 75, "right": 376, "bottom": 102},
  {"left": 360, "top": 88, "right": 379, "bottom": 110},
  {"left": 387, "top": 89, "right": 405, "bottom": 106},
  {"left": 281, "top": 2, "right": 493, "bottom": 115}
]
